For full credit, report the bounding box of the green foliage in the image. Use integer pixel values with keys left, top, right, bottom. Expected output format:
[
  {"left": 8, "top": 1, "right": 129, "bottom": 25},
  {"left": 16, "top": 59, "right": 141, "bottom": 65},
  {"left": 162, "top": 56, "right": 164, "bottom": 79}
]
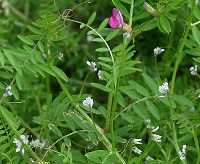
[{"left": 0, "top": 0, "right": 199, "bottom": 163}]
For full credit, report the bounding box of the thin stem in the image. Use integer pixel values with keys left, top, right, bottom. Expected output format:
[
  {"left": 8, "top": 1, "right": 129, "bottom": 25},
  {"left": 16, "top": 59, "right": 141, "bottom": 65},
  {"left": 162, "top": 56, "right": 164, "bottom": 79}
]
[
  {"left": 129, "top": 0, "right": 134, "bottom": 27},
  {"left": 155, "top": 56, "right": 162, "bottom": 85},
  {"left": 170, "top": 1, "right": 196, "bottom": 94},
  {"left": 105, "top": 91, "right": 113, "bottom": 132},
  {"left": 78, "top": 71, "right": 91, "bottom": 100},
  {"left": 194, "top": 104, "right": 200, "bottom": 164}
]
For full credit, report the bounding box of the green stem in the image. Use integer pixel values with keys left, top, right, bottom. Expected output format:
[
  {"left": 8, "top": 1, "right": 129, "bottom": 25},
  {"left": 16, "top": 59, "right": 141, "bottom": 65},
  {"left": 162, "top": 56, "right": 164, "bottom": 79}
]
[
  {"left": 110, "top": 78, "right": 120, "bottom": 152},
  {"left": 166, "top": 94, "right": 186, "bottom": 164},
  {"left": 194, "top": 104, "right": 200, "bottom": 164},
  {"left": 105, "top": 91, "right": 113, "bottom": 132},
  {"left": 55, "top": 75, "right": 126, "bottom": 163},
  {"left": 155, "top": 56, "right": 162, "bottom": 85},
  {"left": 170, "top": 1, "right": 196, "bottom": 94},
  {"left": 78, "top": 71, "right": 91, "bottom": 100},
  {"left": 129, "top": 0, "right": 134, "bottom": 27}
]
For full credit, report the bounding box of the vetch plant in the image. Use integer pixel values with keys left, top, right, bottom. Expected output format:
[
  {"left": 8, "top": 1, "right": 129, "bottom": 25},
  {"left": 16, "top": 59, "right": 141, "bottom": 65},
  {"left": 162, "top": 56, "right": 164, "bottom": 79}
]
[{"left": 0, "top": 0, "right": 199, "bottom": 163}]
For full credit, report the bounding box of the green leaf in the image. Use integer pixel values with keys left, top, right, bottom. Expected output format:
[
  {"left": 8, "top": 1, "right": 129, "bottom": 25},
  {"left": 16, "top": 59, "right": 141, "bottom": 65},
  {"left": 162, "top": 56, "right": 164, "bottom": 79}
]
[
  {"left": 27, "top": 25, "right": 42, "bottom": 35},
  {"left": 3, "top": 49, "right": 15, "bottom": 66},
  {"left": 87, "top": 12, "right": 96, "bottom": 25},
  {"left": 106, "top": 29, "right": 120, "bottom": 41},
  {"left": 33, "top": 65, "right": 46, "bottom": 78},
  {"left": 112, "top": 0, "right": 129, "bottom": 18},
  {"left": 11, "top": 84, "right": 19, "bottom": 100},
  {"left": 192, "top": 26, "right": 200, "bottom": 46},
  {"left": 128, "top": 80, "right": 150, "bottom": 96},
  {"left": 91, "top": 83, "right": 113, "bottom": 92},
  {"left": 133, "top": 105, "right": 147, "bottom": 120},
  {"left": 0, "top": 51, "right": 5, "bottom": 66},
  {"left": 38, "top": 41, "right": 45, "bottom": 52},
  {"left": 142, "top": 73, "right": 159, "bottom": 94},
  {"left": 16, "top": 73, "right": 22, "bottom": 90},
  {"left": 80, "top": 23, "right": 86, "bottom": 29},
  {"left": 98, "top": 18, "right": 109, "bottom": 32},
  {"left": 63, "top": 112, "right": 75, "bottom": 131},
  {"left": 98, "top": 57, "right": 112, "bottom": 62},
  {"left": 38, "top": 65, "right": 56, "bottom": 77},
  {"left": 120, "top": 113, "right": 134, "bottom": 123},
  {"left": 145, "top": 100, "right": 160, "bottom": 120},
  {"left": 159, "top": 15, "right": 171, "bottom": 33},
  {"left": 95, "top": 47, "right": 109, "bottom": 52},
  {"left": 48, "top": 123, "right": 62, "bottom": 137},
  {"left": 17, "top": 34, "right": 35, "bottom": 45},
  {"left": 51, "top": 66, "right": 68, "bottom": 82},
  {"left": 170, "top": 94, "right": 193, "bottom": 108},
  {"left": 92, "top": 38, "right": 104, "bottom": 42}
]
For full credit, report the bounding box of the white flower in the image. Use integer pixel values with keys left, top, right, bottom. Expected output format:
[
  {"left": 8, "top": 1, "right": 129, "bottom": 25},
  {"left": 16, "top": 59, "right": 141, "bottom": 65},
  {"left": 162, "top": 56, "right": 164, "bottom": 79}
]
[
  {"left": 145, "top": 156, "right": 154, "bottom": 162},
  {"left": 58, "top": 53, "right": 63, "bottom": 60},
  {"left": 98, "top": 70, "right": 104, "bottom": 80},
  {"left": 3, "top": 85, "right": 12, "bottom": 97},
  {"left": 133, "top": 139, "right": 142, "bottom": 145},
  {"left": 151, "top": 134, "right": 162, "bottom": 143},
  {"left": 86, "top": 61, "right": 97, "bottom": 72},
  {"left": 145, "top": 119, "right": 151, "bottom": 124},
  {"left": 182, "top": 145, "right": 186, "bottom": 155},
  {"left": 30, "top": 139, "right": 45, "bottom": 148},
  {"left": 196, "top": 0, "right": 200, "bottom": 5},
  {"left": 190, "top": 107, "right": 195, "bottom": 112},
  {"left": 151, "top": 126, "right": 159, "bottom": 133},
  {"left": 13, "top": 135, "right": 29, "bottom": 155},
  {"left": 82, "top": 97, "right": 93, "bottom": 108},
  {"left": 132, "top": 147, "right": 142, "bottom": 154},
  {"left": 198, "top": 94, "right": 200, "bottom": 98},
  {"left": 159, "top": 82, "right": 169, "bottom": 94},
  {"left": 179, "top": 151, "right": 186, "bottom": 161},
  {"left": 123, "top": 32, "right": 131, "bottom": 39},
  {"left": 154, "top": 47, "right": 165, "bottom": 56},
  {"left": 87, "top": 35, "right": 94, "bottom": 42},
  {"left": 190, "top": 65, "right": 197, "bottom": 75}
]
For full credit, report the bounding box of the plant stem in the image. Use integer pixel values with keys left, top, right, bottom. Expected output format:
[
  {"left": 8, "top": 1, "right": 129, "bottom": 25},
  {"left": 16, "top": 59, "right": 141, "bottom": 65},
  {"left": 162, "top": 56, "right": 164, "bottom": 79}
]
[
  {"left": 129, "top": 0, "right": 134, "bottom": 27},
  {"left": 155, "top": 56, "right": 162, "bottom": 85},
  {"left": 55, "top": 75, "right": 126, "bottom": 163},
  {"left": 105, "top": 91, "right": 113, "bottom": 132},
  {"left": 170, "top": 1, "right": 196, "bottom": 94},
  {"left": 194, "top": 104, "right": 200, "bottom": 164}
]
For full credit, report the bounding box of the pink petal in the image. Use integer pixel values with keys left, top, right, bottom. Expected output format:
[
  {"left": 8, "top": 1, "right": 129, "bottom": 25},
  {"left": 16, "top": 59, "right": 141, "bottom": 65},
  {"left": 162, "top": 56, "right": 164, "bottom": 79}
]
[
  {"left": 112, "top": 8, "right": 124, "bottom": 27},
  {"left": 109, "top": 16, "right": 119, "bottom": 29}
]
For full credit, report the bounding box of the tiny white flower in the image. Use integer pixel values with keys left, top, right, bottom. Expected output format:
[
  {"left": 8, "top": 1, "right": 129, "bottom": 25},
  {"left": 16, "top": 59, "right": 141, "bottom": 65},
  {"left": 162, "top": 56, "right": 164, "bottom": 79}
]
[
  {"left": 58, "top": 53, "right": 64, "bottom": 60},
  {"left": 190, "top": 65, "right": 197, "bottom": 75},
  {"left": 145, "top": 156, "right": 154, "bottom": 162},
  {"left": 98, "top": 70, "right": 105, "bottom": 80},
  {"left": 190, "top": 107, "right": 195, "bottom": 112},
  {"left": 132, "top": 147, "right": 142, "bottom": 154},
  {"left": 145, "top": 119, "right": 151, "bottom": 124},
  {"left": 82, "top": 97, "right": 93, "bottom": 108},
  {"left": 146, "top": 125, "right": 152, "bottom": 129},
  {"left": 3, "top": 85, "right": 12, "bottom": 97},
  {"left": 159, "top": 82, "right": 169, "bottom": 94},
  {"left": 179, "top": 151, "right": 186, "bottom": 161},
  {"left": 133, "top": 139, "right": 142, "bottom": 145},
  {"left": 123, "top": 32, "right": 131, "bottom": 39},
  {"left": 151, "top": 134, "right": 162, "bottom": 143},
  {"left": 42, "top": 53, "right": 46, "bottom": 58},
  {"left": 196, "top": 0, "right": 200, "bottom": 5},
  {"left": 154, "top": 47, "right": 165, "bottom": 56},
  {"left": 13, "top": 135, "right": 29, "bottom": 155},
  {"left": 86, "top": 61, "right": 97, "bottom": 72},
  {"left": 151, "top": 126, "right": 159, "bottom": 133},
  {"left": 182, "top": 145, "right": 186, "bottom": 155},
  {"left": 87, "top": 35, "right": 94, "bottom": 42},
  {"left": 30, "top": 139, "right": 45, "bottom": 148},
  {"left": 198, "top": 94, "right": 200, "bottom": 98}
]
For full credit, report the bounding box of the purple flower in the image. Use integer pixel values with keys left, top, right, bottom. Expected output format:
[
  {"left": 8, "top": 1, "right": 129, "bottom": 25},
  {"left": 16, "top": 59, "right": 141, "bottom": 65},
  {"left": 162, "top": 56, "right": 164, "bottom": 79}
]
[{"left": 109, "top": 8, "right": 124, "bottom": 29}]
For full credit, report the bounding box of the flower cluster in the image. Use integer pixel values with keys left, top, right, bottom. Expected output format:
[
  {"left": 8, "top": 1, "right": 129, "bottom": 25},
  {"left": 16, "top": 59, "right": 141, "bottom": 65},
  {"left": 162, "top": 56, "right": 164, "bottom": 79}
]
[
  {"left": 86, "top": 61, "right": 97, "bottom": 72},
  {"left": 30, "top": 139, "right": 45, "bottom": 148},
  {"left": 178, "top": 145, "right": 186, "bottom": 161},
  {"left": 86, "top": 61, "right": 105, "bottom": 80},
  {"left": 190, "top": 65, "right": 197, "bottom": 75},
  {"left": 151, "top": 126, "right": 162, "bottom": 143},
  {"left": 154, "top": 47, "right": 165, "bottom": 56},
  {"left": 13, "top": 135, "right": 29, "bottom": 155},
  {"left": 145, "top": 156, "right": 154, "bottom": 163},
  {"left": 82, "top": 97, "right": 94, "bottom": 108},
  {"left": 58, "top": 53, "right": 63, "bottom": 60},
  {"left": 13, "top": 135, "right": 45, "bottom": 156},
  {"left": 3, "top": 85, "right": 12, "bottom": 97},
  {"left": 159, "top": 82, "right": 169, "bottom": 94},
  {"left": 132, "top": 138, "right": 143, "bottom": 155}
]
